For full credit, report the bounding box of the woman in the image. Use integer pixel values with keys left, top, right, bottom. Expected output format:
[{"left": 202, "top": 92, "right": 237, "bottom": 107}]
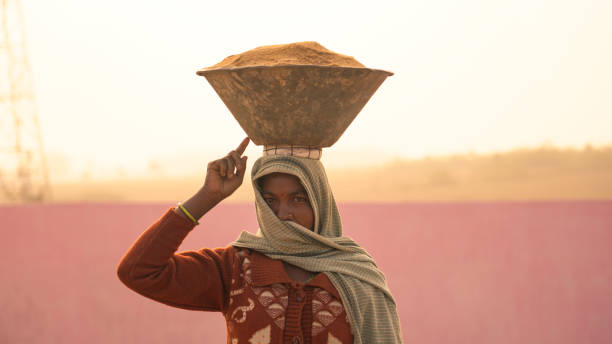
[{"left": 117, "top": 138, "right": 402, "bottom": 344}]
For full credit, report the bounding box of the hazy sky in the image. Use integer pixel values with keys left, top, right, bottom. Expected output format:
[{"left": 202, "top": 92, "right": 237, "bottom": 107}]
[{"left": 15, "top": 0, "right": 612, "bottom": 178}]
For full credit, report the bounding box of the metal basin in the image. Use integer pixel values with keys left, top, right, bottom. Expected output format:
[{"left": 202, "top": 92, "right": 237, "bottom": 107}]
[{"left": 197, "top": 65, "right": 393, "bottom": 147}]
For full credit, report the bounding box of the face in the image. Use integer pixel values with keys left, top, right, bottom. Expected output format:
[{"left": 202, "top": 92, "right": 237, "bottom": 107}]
[{"left": 260, "top": 173, "right": 315, "bottom": 231}]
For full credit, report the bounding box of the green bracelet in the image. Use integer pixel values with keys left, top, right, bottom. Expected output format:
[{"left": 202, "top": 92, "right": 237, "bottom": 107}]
[{"left": 177, "top": 202, "right": 199, "bottom": 225}]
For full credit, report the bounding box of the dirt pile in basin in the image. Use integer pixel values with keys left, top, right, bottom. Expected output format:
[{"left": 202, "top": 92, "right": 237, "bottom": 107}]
[{"left": 204, "top": 41, "right": 365, "bottom": 70}]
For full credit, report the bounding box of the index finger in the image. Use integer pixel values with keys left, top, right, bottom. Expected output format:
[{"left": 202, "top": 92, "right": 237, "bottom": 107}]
[{"left": 235, "top": 137, "right": 250, "bottom": 156}]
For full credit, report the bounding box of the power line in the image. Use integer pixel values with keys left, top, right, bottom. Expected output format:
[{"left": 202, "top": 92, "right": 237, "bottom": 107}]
[{"left": 1, "top": 0, "right": 51, "bottom": 202}]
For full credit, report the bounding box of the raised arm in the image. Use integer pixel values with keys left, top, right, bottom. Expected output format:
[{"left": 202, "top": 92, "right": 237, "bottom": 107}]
[{"left": 116, "top": 138, "right": 250, "bottom": 312}]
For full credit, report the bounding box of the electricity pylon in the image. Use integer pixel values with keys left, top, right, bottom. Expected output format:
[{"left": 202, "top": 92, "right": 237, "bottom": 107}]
[{"left": 0, "top": 0, "right": 51, "bottom": 202}]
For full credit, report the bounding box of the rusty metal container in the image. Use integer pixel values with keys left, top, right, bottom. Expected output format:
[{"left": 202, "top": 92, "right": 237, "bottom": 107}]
[{"left": 197, "top": 43, "right": 393, "bottom": 147}]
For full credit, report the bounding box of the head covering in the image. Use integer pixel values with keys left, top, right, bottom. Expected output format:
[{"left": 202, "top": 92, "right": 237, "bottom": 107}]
[{"left": 232, "top": 155, "right": 403, "bottom": 344}]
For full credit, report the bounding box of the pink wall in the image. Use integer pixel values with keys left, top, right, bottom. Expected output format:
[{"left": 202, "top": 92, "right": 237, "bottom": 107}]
[{"left": 1, "top": 201, "right": 611, "bottom": 343}]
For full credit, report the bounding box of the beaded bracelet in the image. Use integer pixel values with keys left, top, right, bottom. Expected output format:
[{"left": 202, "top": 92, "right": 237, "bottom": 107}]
[{"left": 177, "top": 202, "right": 199, "bottom": 225}]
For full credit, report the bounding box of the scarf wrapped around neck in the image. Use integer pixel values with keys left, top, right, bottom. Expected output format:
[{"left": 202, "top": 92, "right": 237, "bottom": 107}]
[{"left": 232, "top": 155, "right": 403, "bottom": 344}]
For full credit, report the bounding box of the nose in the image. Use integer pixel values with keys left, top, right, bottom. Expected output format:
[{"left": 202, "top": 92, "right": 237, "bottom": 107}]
[{"left": 276, "top": 203, "right": 294, "bottom": 221}]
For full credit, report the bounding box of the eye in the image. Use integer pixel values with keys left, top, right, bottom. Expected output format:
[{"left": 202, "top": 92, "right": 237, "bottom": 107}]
[
  {"left": 293, "top": 195, "right": 308, "bottom": 204},
  {"left": 264, "top": 198, "right": 275, "bottom": 205}
]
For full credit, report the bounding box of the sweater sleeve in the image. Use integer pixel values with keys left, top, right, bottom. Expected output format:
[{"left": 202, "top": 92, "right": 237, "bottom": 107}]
[{"left": 116, "top": 208, "right": 236, "bottom": 313}]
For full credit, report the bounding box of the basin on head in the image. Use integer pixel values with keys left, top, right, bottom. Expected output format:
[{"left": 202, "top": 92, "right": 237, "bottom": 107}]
[{"left": 197, "top": 42, "right": 393, "bottom": 148}]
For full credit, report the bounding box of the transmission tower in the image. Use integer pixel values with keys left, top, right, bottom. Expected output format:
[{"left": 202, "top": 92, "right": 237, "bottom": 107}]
[{"left": 0, "top": 0, "right": 50, "bottom": 202}]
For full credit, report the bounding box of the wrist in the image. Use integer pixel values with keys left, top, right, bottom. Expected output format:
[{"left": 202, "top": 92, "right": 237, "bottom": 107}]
[
  {"left": 177, "top": 202, "right": 199, "bottom": 225},
  {"left": 180, "top": 188, "right": 224, "bottom": 221},
  {"left": 195, "top": 186, "right": 225, "bottom": 206}
]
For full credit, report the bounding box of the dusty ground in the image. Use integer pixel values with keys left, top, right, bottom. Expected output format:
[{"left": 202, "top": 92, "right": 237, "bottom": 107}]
[{"left": 37, "top": 145, "right": 612, "bottom": 204}]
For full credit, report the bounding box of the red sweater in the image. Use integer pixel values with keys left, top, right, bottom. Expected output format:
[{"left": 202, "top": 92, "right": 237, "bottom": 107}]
[{"left": 117, "top": 208, "right": 354, "bottom": 344}]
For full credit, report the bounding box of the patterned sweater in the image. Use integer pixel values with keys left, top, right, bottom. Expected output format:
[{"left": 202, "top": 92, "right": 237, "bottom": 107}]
[{"left": 117, "top": 208, "right": 354, "bottom": 344}]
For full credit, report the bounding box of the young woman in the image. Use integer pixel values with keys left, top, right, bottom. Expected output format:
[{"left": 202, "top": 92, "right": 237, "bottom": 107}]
[{"left": 117, "top": 138, "right": 402, "bottom": 344}]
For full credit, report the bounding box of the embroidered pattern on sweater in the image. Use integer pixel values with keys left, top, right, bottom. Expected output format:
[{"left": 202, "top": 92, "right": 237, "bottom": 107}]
[
  {"left": 239, "top": 250, "right": 289, "bottom": 329},
  {"left": 228, "top": 250, "right": 255, "bottom": 325},
  {"left": 248, "top": 325, "right": 271, "bottom": 344},
  {"left": 311, "top": 288, "right": 344, "bottom": 336},
  {"left": 231, "top": 297, "right": 255, "bottom": 323},
  {"left": 251, "top": 284, "right": 288, "bottom": 329},
  {"left": 230, "top": 249, "right": 348, "bottom": 340}
]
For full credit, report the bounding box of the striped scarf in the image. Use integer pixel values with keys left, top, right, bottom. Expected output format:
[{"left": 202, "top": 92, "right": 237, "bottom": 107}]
[{"left": 232, "top": 155, "right": 402, "bottom": 344}]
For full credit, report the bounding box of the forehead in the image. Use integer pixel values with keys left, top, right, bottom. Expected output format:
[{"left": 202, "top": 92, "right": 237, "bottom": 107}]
[{"left": 259, "top": 173, "right": 306, "bottom": 193}]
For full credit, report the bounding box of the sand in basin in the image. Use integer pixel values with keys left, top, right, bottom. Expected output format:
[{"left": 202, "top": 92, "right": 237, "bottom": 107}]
[{"left": 204, "top": 41, "right": 365, "bottom": 70}]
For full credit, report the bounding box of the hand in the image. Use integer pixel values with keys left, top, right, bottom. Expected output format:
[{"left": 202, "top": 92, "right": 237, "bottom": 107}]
[{"left": 202, "top": 137, "right": 250, "bottom": 202}]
